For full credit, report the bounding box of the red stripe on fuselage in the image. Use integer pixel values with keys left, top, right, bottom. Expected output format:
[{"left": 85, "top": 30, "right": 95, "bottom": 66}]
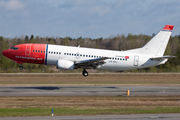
[{"left": 7, "top": 44, "right": 46, "bottom": 64}]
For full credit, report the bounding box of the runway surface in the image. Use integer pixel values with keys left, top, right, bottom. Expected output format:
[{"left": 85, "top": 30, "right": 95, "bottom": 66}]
[
  {"left": 0, "top": 85, "right": 180, "bottom": 96},
  {"left": 1, "top": 114, "right": 180, "bottom": 120}
]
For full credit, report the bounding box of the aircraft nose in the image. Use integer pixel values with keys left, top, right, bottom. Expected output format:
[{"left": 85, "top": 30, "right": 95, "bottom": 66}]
[{"left": 2, "top": 50, "right": 8, "bottom": 57}]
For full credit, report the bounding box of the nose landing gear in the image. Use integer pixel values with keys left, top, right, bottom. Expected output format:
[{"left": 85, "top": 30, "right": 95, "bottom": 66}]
[
  {"left": 19, "top": 63, "right": 23, "bottom": 70},
  {"left": 19, "top": 66, "right": 23, "bottom": 70},
  {"left": 82, "top": 69, "right": 88, "bottom": 77}
]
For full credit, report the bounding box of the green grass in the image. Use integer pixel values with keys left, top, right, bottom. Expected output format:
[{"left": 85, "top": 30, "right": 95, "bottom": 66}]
[{"left": 1, "top": 107, "right": 180, "bottom": 117}]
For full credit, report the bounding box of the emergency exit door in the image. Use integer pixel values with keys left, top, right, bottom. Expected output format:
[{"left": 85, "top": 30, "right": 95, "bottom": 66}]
[{"left": 134, "top": 55, "right": 139, "bottom": 66}]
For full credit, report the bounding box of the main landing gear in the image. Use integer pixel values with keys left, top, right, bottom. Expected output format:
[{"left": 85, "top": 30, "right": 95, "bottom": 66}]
[{"left": 82, "top": 69, "right": 88, "bottom": 77}]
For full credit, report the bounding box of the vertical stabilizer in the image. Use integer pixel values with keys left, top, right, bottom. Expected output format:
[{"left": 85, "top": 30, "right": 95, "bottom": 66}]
[{"left": 141, "top": 25, "right": 174, "bottom": 56}]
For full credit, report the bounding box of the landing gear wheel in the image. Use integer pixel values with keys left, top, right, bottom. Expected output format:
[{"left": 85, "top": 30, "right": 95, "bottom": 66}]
[
  {"left": 19, "top": 66, "right": 23, "bottom": 70},
  {"left": 82, "top": 70, "right": 88, "bottom": 77}
]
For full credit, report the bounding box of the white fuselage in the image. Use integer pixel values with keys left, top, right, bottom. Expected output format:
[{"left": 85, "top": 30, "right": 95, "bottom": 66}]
[{"left": 46, "top": 44, "right": 167, "bottom": 71}]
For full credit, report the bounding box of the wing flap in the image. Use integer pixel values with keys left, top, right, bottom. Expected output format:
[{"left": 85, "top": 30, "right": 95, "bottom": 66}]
[{"left": 75, "top": 57, "right": 109, "bottom": 68}]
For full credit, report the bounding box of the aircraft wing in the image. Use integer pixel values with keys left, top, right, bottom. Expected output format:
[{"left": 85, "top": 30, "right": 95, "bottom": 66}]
[
  {"left": 150, "top": 56, "right": 176, "bottom": 60},
  {"left": 75, "top": 57, "right": 109, "bottom": 69}
]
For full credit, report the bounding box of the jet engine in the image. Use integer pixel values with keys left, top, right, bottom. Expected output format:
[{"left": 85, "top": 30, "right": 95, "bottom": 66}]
[{"left": 56, "top": 60, "right": 74, "bottom": 70}]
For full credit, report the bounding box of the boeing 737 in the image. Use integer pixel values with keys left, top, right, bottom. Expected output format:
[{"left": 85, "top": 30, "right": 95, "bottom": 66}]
[{"left": 2, "top": 25, "right": 174, "bottom": 77}]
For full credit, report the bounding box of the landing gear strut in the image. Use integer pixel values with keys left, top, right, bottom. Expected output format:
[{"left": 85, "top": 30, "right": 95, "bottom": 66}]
[{"left": 82, "top": 69, "right": 88, "bottom": 77}]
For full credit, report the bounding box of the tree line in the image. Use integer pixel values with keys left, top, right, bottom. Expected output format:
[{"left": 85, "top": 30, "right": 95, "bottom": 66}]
[{"left": 0, "top": 33, "right": 180, "bottom": 73}]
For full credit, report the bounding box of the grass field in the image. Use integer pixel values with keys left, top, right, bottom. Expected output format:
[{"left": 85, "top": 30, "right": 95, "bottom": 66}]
[
  {"left": 0, "top": 96, "right": 180, "bottom": 117},
  {"left": 0, "top": 73, "right": 180, "bottom": 85}
]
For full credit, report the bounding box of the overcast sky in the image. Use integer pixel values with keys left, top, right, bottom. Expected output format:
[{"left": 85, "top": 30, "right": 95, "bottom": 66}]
[{"left": 0, "top": 0, "right": 180, "bottom": 39}]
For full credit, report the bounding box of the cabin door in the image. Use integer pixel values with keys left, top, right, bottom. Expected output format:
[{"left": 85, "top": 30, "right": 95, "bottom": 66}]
[{"left": 25, "top": 45, "right": 31, "bottom": 56}]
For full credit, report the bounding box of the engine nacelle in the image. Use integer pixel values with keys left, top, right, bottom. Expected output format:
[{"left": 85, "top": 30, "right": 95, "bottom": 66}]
[{"left": 56, "top": 60, "right": 74, "bottom": 70}]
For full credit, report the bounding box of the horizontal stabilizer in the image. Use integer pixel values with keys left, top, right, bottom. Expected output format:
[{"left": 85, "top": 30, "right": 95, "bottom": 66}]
[{"left": 150, "top": 56, "right": 176, "bottom": 60}]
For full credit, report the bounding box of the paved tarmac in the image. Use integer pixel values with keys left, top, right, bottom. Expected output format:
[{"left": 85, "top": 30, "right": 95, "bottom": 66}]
[
  {"left": 1, "top": 85, "right": 180, "bottom": 120},
  {"left": 0, "top": 85, "right": 180, "bottom": 96},
  {"left": 1, "top": 114, "right": 180, "bottom": 120}
]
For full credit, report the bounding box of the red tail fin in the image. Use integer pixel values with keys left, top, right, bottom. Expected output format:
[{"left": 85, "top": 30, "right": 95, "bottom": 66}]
[{"left": 163, "top": 25, "right": 174, "bottom": 30}]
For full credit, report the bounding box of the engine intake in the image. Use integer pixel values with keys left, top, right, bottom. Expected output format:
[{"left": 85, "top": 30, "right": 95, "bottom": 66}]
[{"left": 56, "top": 60, "right": 74, "bottom": 70}]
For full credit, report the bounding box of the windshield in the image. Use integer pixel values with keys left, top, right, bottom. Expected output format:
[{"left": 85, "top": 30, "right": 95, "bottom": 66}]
[{"left": 10, "top": 46, "right": 19, "bottom": 50}]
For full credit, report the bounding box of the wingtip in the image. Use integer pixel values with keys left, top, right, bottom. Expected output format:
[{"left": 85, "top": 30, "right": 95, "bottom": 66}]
[{"left": 163, "top": 25, "right": 174, "bottom": 31}]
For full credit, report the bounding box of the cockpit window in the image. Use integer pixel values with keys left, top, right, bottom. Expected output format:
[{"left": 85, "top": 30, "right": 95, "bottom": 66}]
[{"left": 11, "top": 46, "right": 19, "bottom": 50}]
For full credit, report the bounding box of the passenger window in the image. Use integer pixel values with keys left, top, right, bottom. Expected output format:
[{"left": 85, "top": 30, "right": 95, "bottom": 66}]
[
  {"left": 80, "top": 54, "right": 82, "bottom": 56},
  {"left": 56, "top": 52, "right": 58, "bottom": 54},
  {"left": 59, "top": 52, "right": 61, "bottom": 54},
  {"left": 54, "top": 52, "right": 56, "bottom": 54},
  {"left": 43, "top": 51, "right": 45, "bottom": 53},
  {"left": 94, "top": 56, "right": 96, "bottom": 58},
  {"left": 38, "top": 50, "right": 40, "bottom": 52},
  {"left": 69, "top": 53, "right": 71, "bottom": 55},
  {"left": 41, "top": 51, "right": 42, "bottom": 53},
  {"left": 112, "top": 58, "right": 114, "bottom": 60},
  {"left": 83, "top": 55, "right": 85, "bottom": 57},
  {"left": 118, "top": 58, "right": 119, "bottom": 60},
  {"left": 86, "top": 55, "right": 88, "bottom": 57},
  {"left": 123, "top": 59, "right": 124, "bottom": 61},
  {"left": 115, "top": 58, "right": 117, "bottom": 60},
  {"left": 72, "top": 53, "right": 74, "bottom": 55},
  {"left": 33, "top": 50, "right": 34, "bottom": 52},
  {"left": 36, "top": 50, "right": 37, "bottom": 52},
  {"left": 120, "top": 58, "right": 122, "bottom": 60},
  {"left": 51, "top": 51, "right": 53, "bottom": 54},
  {"left": 49, "top": 51, "right": 50, "bottom": 53},
  {"left": 74, "top": 54, "right": 76, "bottom": 56},
  {"left": 64, "top": 53, "right": 66, "bottom": 55}
]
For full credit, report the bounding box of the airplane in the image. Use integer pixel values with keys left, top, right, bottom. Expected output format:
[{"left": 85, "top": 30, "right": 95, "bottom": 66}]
[{"left": 2, "top": 25, "right": 175, "bottom": 77}]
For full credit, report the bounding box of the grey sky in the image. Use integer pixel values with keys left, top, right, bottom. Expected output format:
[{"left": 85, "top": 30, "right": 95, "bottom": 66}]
[{"left": 0, "top": 0, "right": 179, "bottom": 38}]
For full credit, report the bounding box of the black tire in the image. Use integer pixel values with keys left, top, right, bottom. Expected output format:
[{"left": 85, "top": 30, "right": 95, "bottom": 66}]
[
  {"left": 19, "top": 66, "right": 23, "bottom": 70},
  {"left": 82, "top": 71, "right": 88, "bottom": 77}
]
